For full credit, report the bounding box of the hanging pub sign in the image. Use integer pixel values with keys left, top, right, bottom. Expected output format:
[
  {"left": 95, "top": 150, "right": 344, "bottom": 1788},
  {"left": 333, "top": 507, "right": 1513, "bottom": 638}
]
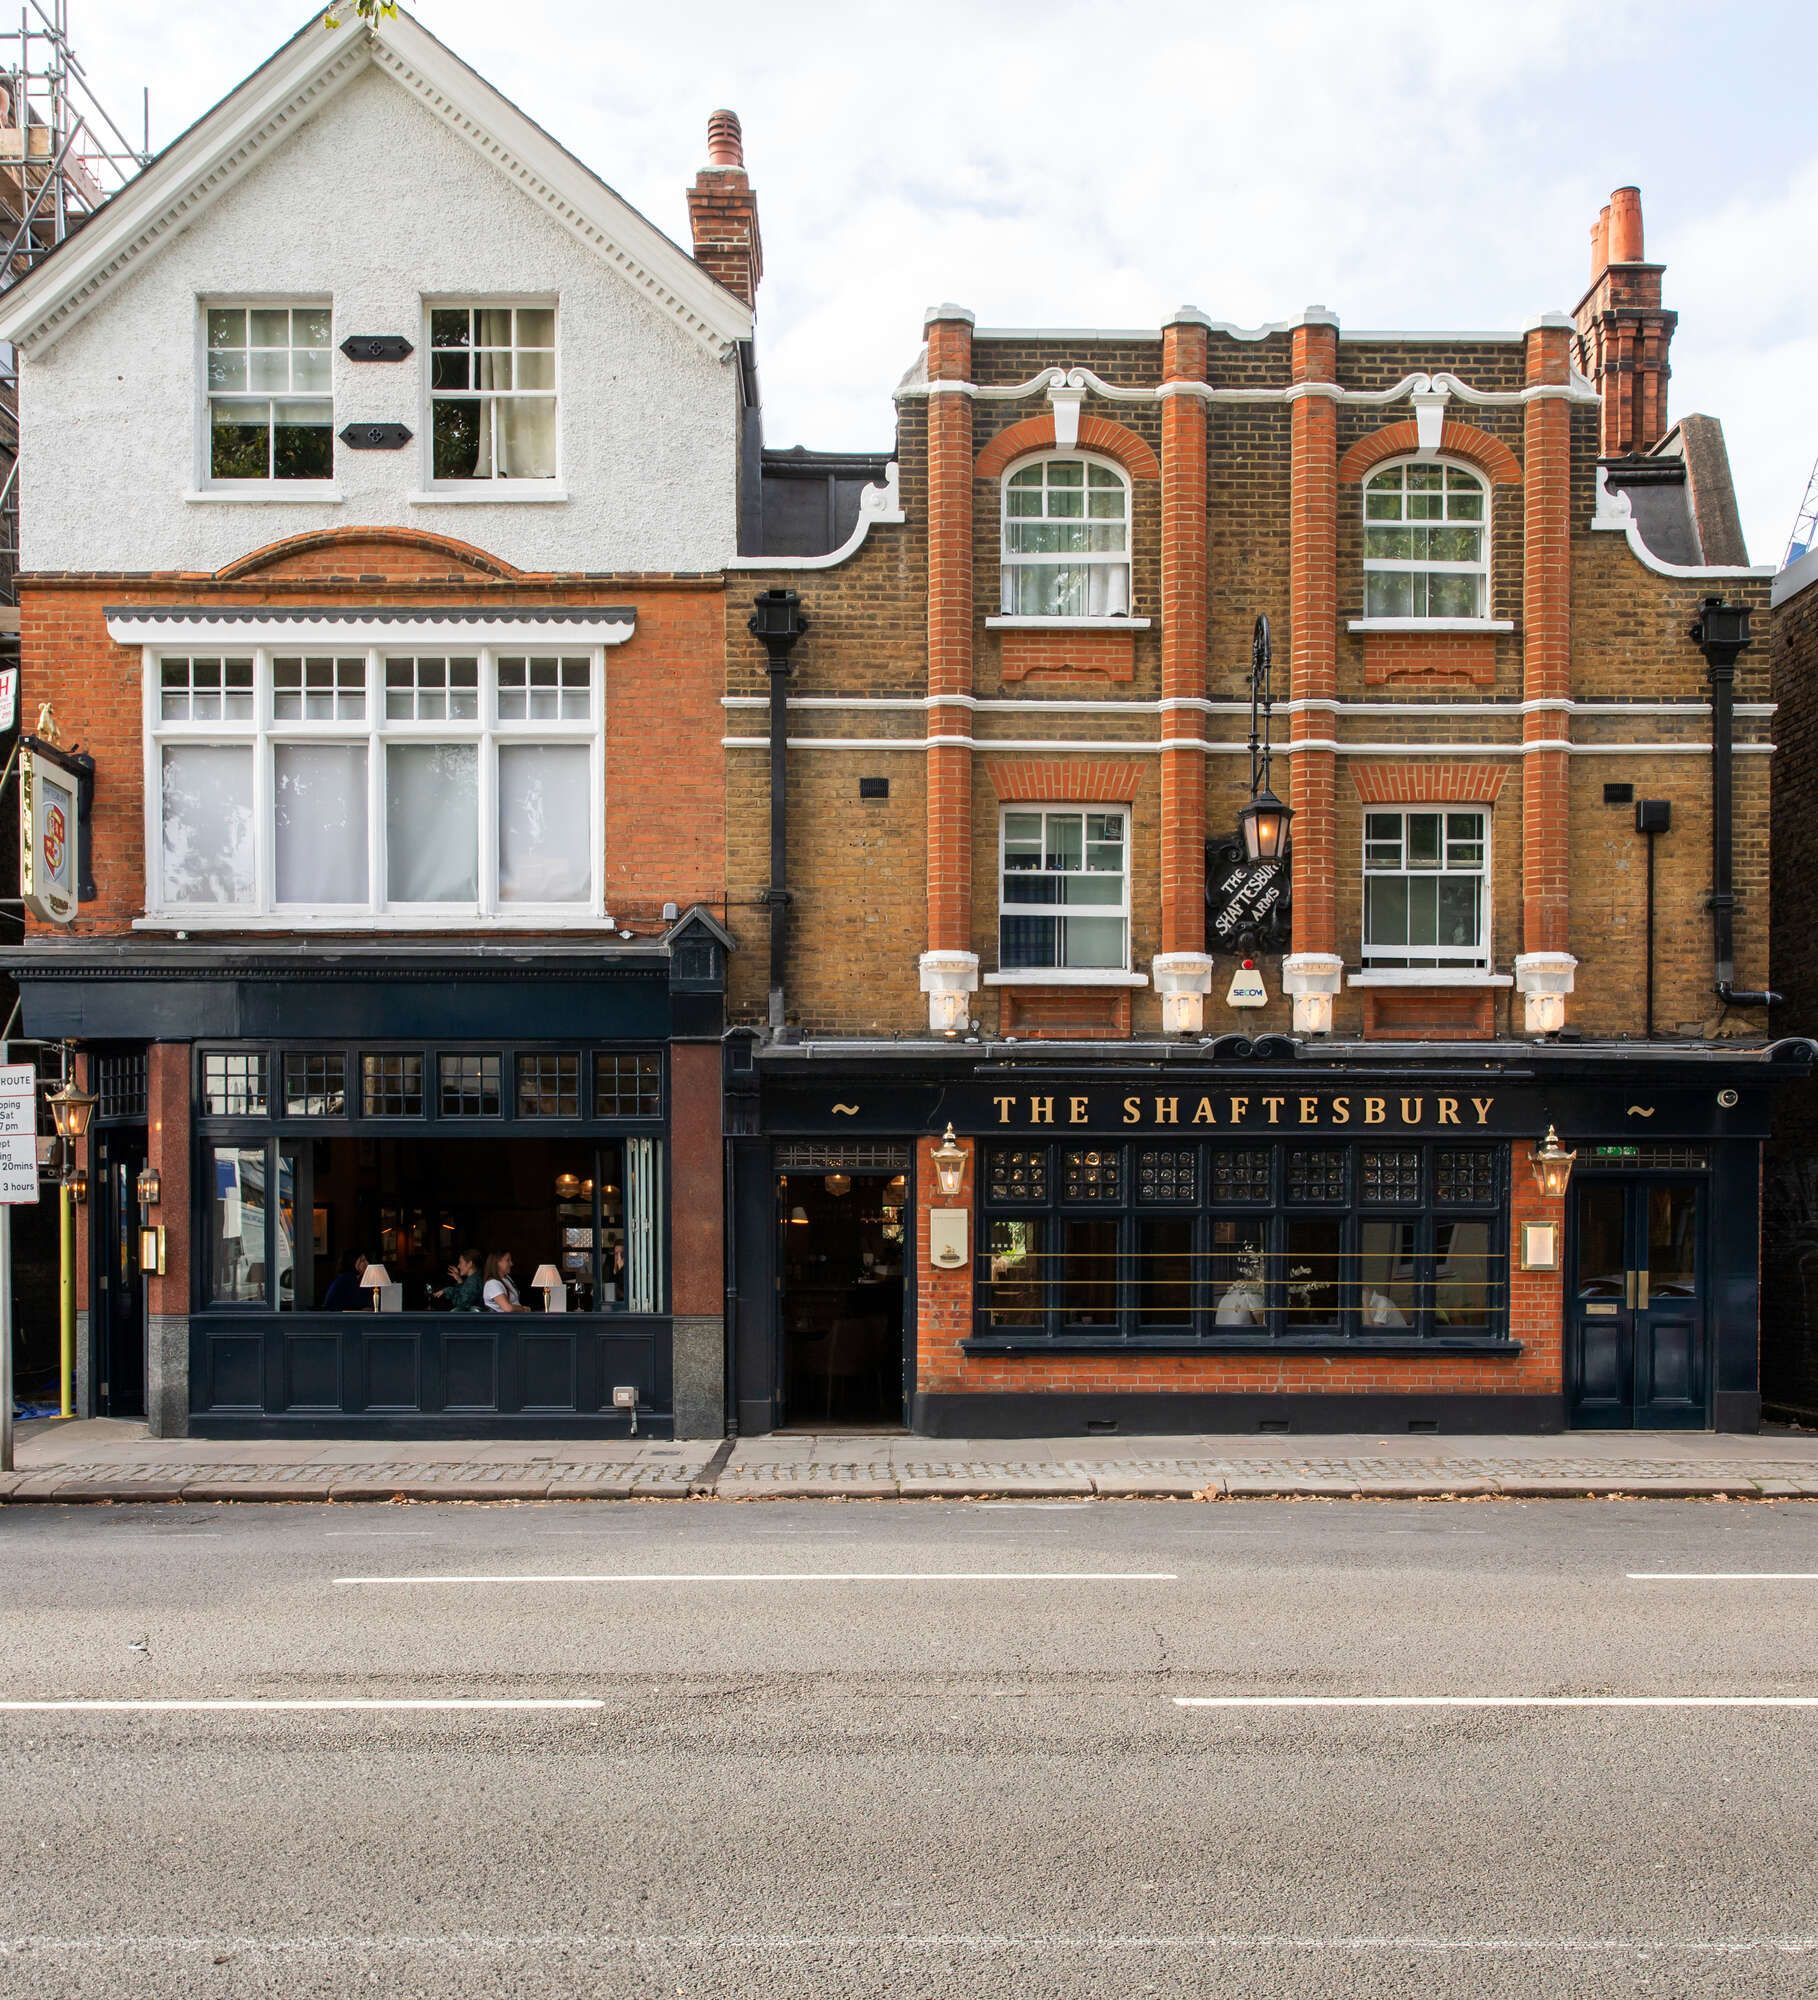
[
  {"left": 18, "top": 735, "right": 81, "bottom": 923},
  {"left": 1206, "top": 834, "right": 1291, "bottom": 954}
]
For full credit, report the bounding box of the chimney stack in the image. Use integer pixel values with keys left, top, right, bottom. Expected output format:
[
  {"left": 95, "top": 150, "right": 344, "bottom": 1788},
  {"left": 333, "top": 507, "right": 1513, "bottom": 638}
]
[
  {"left": 687, "top": 108, "right": 763, "bottom": 310},
  {"left": 1575, "top": 183, "right": 1676, "bottom": 458}
]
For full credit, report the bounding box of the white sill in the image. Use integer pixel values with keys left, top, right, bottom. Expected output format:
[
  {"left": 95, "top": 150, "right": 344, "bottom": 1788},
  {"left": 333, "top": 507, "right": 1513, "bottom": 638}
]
[
  {"left": 1346, "top": 618, "right": 1514, "bottom": 634},
  {"left": 132, "top": 911, "right": 613, "bottom": 933},
  {"left": 985, "top": 615, "right": 1153, "bottom": 632},
  {"left": 183, "top": 484, "right": 343, "bottom": 505},
  {"left": 1347, "top": 968, "right": 1514, "bottom": 988},
  {"left": 983, "top": 968, "right": 1149, "bottom": 988},
  {"left": 408, "top": 485, "right": 569, "bottom": 506}
]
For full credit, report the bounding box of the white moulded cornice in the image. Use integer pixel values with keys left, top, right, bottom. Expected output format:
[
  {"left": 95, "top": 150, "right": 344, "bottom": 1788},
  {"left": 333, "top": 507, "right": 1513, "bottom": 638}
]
[
  {"left": 0, "top": 9, "right": 753, "bottom": 360},
  {"left": 1592, "top": 467, "right": 1776, "bottom": 582}
]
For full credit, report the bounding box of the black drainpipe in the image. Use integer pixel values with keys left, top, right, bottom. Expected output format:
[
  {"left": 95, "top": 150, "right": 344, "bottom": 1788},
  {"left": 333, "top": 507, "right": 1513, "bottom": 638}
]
[
  {"left": 1692, "top": 595, "right": 1780, "bottom": 1011},
  {"left": 749, "top": 588, "right": 810, "bottom": 1034}
]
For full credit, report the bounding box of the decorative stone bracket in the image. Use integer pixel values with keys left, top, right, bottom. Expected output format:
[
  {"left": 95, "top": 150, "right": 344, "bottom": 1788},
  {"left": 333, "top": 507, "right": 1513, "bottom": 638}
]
[{"left": 919, "top": 950, "right": 979, "bottom": 1034}]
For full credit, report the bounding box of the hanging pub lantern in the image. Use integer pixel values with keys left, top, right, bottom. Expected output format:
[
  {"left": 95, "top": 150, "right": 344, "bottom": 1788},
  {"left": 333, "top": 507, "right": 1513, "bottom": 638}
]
[
  {"left": 930, "top": 1124, "right": 967, "bottom": 1199},
  {"left": 1529, "top": 1125, "right": 1577, "bottom": 1199},
  {"left": 1237, "top": 782, "right": 1293, "bottom": 866}
]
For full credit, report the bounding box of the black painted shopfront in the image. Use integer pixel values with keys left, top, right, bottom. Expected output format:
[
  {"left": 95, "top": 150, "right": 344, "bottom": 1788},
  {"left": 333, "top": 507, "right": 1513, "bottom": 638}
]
[
  {"left": 726, "top": 1029, "right": 1811, "bottom": 1437},
  {"left": 11, "top": 924, "right": 730, "bottom": 1438}
]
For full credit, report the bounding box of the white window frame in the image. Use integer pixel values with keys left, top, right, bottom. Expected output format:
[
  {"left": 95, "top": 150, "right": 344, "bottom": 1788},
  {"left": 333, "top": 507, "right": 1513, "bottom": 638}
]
[
  {"left": 142, "top": 643, "right": 605, "bottom": 929},
  {"left": 1359, "top": 456, "right": 1490, "bottom": 623},
  {"left": 993, "top": 804, "right": 1132, "bottom": 978},
  {"left": 998, "top": 451, "right": 1133, "bottom": 621},
  {"left": 418, "top": 296, "right": 561, "bottom": 496},
  {"left": 1359, "top": 806, "right": 1492, "bottom": 973},
  {"left": 196, "top": 297, "right": 336, "bottom": 499}
]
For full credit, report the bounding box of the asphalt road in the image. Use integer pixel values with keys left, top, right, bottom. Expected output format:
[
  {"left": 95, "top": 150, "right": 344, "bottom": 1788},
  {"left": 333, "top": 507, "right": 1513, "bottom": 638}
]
[{"left": 2, "top": 1496, "right": 1817, "bottom": 1999}]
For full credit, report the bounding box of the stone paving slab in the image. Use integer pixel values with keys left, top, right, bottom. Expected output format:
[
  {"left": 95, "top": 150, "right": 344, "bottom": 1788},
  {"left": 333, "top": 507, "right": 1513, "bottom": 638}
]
[{"left": 8, "top": 1431, "right": 1818, "bottom": 1503}]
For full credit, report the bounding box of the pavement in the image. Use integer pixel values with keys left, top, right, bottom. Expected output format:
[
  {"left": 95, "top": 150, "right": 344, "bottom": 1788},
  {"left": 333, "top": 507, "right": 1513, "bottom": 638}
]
[
  {"left": 6, "top": 1414, "right": 1818, "bottom": 1502},
  {"left": 3, "top": 1497, "right": 1818, "bottom": 1998}
]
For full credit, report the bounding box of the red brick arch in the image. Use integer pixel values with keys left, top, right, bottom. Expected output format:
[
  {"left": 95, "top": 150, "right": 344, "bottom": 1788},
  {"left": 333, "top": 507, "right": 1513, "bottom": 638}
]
[
  {"left": 984, "top": 756, "right": 1146, "bottom": 802},
  {"left": 1337, "top": 418, "right": 1522, "bottom": 486},
  {"left": 975, "top": 412, "right": 1160, "bottom": 482},
  {"left": 213, "top": 526, "right": 532, "bottom": 584},
  {"left": 1349, "top": 760, "right": 1509, "bottom": 804}
]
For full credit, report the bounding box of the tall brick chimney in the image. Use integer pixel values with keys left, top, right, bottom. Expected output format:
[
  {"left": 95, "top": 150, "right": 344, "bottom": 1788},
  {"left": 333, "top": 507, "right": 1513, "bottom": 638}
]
[
  {"left": 686, "top": 109, "right": 763, "bottom": 309},
  {"left": 1574, "top": 184, "right": 1676, "bottom": 458}
]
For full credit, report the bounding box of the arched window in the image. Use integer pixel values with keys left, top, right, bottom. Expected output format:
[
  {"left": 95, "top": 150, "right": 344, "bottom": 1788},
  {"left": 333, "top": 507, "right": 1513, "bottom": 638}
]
[
  {"left": 1001, "top": 453, "right": 1131, "bottom": 618},
  {"left": 1362, "top": 460, "right": 1488, "bottom": 619}
]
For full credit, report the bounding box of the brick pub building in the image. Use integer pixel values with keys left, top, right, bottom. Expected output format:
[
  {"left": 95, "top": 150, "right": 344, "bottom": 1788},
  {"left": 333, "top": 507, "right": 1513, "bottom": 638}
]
[{"left": 725, "top": 186, "right": 1809, "bottom": 1437}]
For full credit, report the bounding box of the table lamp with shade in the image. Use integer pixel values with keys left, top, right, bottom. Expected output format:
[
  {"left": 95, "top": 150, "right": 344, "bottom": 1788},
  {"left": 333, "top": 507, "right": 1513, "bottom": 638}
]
[
  {"left": 531, "top": 1262, "right": 566, "bottom": 1313},
  {"left": 359, "top": 1260, "right": 396, "bottom": 1313}
]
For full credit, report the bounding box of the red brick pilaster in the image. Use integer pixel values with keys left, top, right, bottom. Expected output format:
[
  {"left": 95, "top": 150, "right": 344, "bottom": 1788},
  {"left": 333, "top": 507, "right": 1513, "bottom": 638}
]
[
  {"left": 926, "top": 308, "right": 975, "bottom": 957},
  {"left": 1288, "top": 316, "right": 1339, "bottom": 957},
  {"left": 1160, "top": 313, "right": 1209, "bottom": 955},
  {"left": 914, "top": 1130, "right": 974, "bottom": 1395},
  {"left": 1522, "top": 321, "right": 1573, "bottom": 956}
]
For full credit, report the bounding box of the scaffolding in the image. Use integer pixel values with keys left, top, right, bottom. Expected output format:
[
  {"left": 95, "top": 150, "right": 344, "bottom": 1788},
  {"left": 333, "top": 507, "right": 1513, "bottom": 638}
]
[
  {"left": 0, "top": 1, "right": 149, "bottom": 622},
  {"left": 1786, "top": 454, "right": 1818, "bottom": 569}
]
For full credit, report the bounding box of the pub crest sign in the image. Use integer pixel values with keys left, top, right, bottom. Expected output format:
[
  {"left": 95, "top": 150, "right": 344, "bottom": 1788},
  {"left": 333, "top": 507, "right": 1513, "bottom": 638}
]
[{"left": 1206, "top": 834, "right": 1290, "bottom": 955}]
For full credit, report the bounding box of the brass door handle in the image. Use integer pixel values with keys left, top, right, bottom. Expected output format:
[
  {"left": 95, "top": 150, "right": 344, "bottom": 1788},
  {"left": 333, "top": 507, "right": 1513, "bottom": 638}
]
[
  {"left": 1637, "top": 1271, "right": 1650, "bottom": 1312},
  {"left": 1625, "top": 1269, "right": 1636, "bottom": 1309}
]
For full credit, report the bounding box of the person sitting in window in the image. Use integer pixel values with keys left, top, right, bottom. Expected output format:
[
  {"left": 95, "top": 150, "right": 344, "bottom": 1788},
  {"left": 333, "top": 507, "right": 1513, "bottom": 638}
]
[
  {"left": 433, "top": 1250, "right": 483, "bottom": 1312},
  {"left": 482, "top": 1249, "right": 530, "bottom": 1313},
  {"left": 321, "top": 1251, "right": 368, "bottom": 1312}
]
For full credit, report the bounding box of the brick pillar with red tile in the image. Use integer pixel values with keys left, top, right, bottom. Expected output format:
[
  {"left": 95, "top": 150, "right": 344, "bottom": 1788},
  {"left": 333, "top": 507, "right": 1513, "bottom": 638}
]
[
  {"left": 1282, "top": 311, "right": 1345, "bottom": 1034},
  {"left": 920, "top": 306, "right": 979, "bottom": 1032},
  {"left": 1153, "top": 309, "right": 1214, "bottom": 1032},
  {"left": 1515, "top": 316, "right": 1578, "bottom": 1033}
]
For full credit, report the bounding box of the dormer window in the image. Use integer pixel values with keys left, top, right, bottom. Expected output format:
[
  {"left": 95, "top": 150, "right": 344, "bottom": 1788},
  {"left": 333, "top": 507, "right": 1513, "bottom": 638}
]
[
  {"left": 1362, "top": 461, "right": 1488, "bottom": 619},
  {"left": 204, "top": 304, "right": 333, "bottom": 482},
  {"left": 1001, "top": 454, "right": 1130, "bottom": 618},
  {"left": 428, "top": 303, "right": 557, "bottom": 482}
]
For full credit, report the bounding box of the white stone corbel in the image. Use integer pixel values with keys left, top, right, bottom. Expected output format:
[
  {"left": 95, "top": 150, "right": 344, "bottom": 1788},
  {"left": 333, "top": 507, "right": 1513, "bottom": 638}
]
[
  {"left": 919, "top": 950, "right": 980, "bottom": 1034},
  {"left": 1151, "top": 953, "right": 1214, "bottom": 1034},
  {"left": 1514, "top": 952, "right": 1577, "bottom": 1035},
  {"left": 1283, "top": 952, "right": 1345, "bottom": 1036},
  {"left": 1049, "top": 371, "right": 1087, "bottom": 449},
  {"left": 1411, "top": 379, "right": 1448, "bottom": 457}
]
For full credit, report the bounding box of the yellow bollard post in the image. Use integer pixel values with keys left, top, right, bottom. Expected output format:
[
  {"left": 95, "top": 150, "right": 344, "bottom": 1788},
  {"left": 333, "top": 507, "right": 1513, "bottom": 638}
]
[{"left": 58, "top": 1178, "right": 73, "bottom": 1418}]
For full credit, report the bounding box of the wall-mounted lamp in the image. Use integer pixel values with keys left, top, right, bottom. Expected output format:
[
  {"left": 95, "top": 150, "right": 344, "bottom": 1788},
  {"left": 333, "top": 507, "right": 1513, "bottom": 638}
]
[
  {"left": 135, "top": 1164, "right": 161, "bottom": 1209},
  {"left": 930, "top": 1124, "right": 966, "bottom": 1199},
  {"left": 788, "top": 1205, "right": 809, "bottom": 1226},
  {"left": 1528, "top": 1125, "right": 1577, "bottom": 1199},
  {"left": 69, "top": 1168, "right": 87, "bottom": 1204},
  {"left": 45, "top": 1077, "right": 97, "bottom": 1143},
  {"left": 139, "top": 1223, "right": 165, "bottom": 1275}
]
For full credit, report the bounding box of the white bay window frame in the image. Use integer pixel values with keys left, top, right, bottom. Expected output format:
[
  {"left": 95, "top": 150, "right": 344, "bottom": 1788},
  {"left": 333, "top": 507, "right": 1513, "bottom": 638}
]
[{"left": 139, "top": 640, "right": 608, "bottom": 929}]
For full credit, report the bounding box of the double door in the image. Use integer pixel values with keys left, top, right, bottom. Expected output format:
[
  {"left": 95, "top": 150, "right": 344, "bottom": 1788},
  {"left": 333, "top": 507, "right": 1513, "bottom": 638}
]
[{"left": 1568, "top": 1176, "right": 1705, "bottom": 1429}]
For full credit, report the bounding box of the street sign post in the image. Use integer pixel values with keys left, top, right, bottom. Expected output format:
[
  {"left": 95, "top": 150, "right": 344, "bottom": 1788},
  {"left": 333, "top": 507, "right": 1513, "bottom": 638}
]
[{"left": 0, "top": 1057, "right": 37, "bottom": 1474}]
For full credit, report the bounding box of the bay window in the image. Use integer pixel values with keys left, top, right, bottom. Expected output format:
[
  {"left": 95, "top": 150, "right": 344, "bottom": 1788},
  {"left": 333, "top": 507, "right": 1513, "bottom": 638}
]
[
  {"left": 149, "top": 646, "right": 601, "bottom": 922},
  {"left": 1362, "top": 808, "right": 1490, "bottom": 972}
]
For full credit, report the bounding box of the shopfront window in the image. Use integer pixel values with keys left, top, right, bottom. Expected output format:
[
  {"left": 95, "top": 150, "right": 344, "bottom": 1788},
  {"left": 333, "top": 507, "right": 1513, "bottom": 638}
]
[
  {"left": 976, "top": 1138, "right": 1504, "bottom": 1343},
  {"left": 198, "top": 1043, "right": 666, "bottom": 1315}
]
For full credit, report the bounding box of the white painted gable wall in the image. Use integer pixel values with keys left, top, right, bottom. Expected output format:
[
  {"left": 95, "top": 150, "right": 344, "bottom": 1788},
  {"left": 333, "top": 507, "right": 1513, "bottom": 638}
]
[{"left": 17, "top": 64, "right": 740, "bottom": 575}]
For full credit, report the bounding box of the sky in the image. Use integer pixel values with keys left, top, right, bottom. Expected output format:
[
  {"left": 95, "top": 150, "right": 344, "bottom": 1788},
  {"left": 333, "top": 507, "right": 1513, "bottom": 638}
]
[{"left": 55, "top": 0, "right": 1818, "bottom": 564}]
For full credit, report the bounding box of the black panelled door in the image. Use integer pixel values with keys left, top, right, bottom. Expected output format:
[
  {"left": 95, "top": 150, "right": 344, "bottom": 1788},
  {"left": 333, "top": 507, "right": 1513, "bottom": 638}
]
[
  {"left": 93, "top": 1129, "right": 147, "bottom": 1419},
  {"left": 1568, "top": 1177, "right": 1706, "bottom": 1429}
]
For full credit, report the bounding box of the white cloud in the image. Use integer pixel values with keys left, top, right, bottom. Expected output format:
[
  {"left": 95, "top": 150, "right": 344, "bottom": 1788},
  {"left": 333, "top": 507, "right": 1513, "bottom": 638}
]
[{"left": 58, "top": 0, "right": 1818, "bottom": 555}]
